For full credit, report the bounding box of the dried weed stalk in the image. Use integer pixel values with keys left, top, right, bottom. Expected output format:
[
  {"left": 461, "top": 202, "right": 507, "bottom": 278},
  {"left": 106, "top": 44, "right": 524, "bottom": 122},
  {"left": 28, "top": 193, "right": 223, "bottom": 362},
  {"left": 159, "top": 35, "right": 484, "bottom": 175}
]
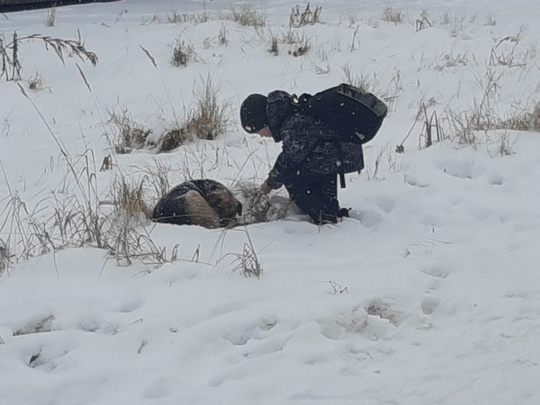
[
  {"left": 0, "top": 30, "right": 98, "bottom": 82},
  {"left": 171, "top": 38, "right": 199, "bottom": 67},
  {"left": 0, "top": 237, "right": 10, "bottom": 274},
  {"left": 228, "top": 5, "right": 265, "bottom": 27},
  {"left": 0, "top": 96, "right": 173, "bottom": 267},
  {"left": 167, "top": 12, "right": 209, "bottom": 24},
  {"left": 418, "top": 103, "right": 445, "bottom": 149},
  {"left": 415, "top": 16, "right": 432, "bottom": 32},
  {"left": 185, "top": 76, "right": 229, "bottom": 141},
  {"left": 45, "top": 8, "right": 57, "bottom": 27},
  {"left": 381, "top": 6, "right": 403, "bottom": 24},
  {"left": 219, "top": 228, "right": 263, "bottom": 278},
  {"left": 106, "top": 108, "right": 151, "bottom": 154},
  {"left": 289, "top": 3, "right": 322, "bottom": 28},
  {"left": 489, "top": 33, "right": 527, "bottom": 68}
]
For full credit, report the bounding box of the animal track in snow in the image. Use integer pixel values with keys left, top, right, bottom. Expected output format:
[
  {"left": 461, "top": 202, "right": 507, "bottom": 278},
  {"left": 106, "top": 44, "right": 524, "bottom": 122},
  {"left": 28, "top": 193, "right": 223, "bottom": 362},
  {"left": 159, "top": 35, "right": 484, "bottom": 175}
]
[
  {"left": 221, "top": 316, "right": 278, "bottom": 346},
  {"left": 375, "top": 195, "right": 397, "bottom": 214},
  {"left": 366, "top": 299, "right": 405, "bottom": 327},
  {"left": 109, "top": 291, "right": 144, "bottom": 313},
  {"left": 420, "top": 264, "right": 450, "bottom": 279},
  {"left": 28, "top": 344, "right": 70, "bottom": 372},
  {"left": 319, "top": 299, "right": 406, "bottom": 342},
  {"left": 13, "top": 314, "right": 55, "bottom": 336},
  {"left": 421, "top": 296, "right": 441, "bottom": 315},
  {"left": 143, "top": 377, "right": 176, "bottom": 400},
  {"left": 348, "top": 209, "right": 383, "bottom": 228},
  {"left": 439, "top": 158, "right": 484, "bottom": 180},
  {"left": 404, "top": 174, "right": 430, "bottom": 188},
  {"left": 487, "top": 171, "right": 504, "bottom": 186}
]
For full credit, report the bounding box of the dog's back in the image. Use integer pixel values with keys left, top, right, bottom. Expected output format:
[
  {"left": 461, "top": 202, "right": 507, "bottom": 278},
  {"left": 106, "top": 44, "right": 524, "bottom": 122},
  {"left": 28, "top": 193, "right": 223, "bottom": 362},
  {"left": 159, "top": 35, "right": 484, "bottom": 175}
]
[
  {"left": 152, "top": 180, "right": 242, "bottom": 228},
  {"left": 152, "top": 182, "right": 206, "bottom": 226}
]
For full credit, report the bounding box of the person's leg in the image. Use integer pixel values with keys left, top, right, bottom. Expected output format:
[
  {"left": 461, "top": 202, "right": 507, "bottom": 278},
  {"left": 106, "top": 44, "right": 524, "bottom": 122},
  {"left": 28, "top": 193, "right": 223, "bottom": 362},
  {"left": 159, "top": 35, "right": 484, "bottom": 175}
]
[
  {"left": 285, "top": 173, "right": 341, "bottom": 224},
  {"left": 318, "top": 175, "right": 350, "bottom": 219}
]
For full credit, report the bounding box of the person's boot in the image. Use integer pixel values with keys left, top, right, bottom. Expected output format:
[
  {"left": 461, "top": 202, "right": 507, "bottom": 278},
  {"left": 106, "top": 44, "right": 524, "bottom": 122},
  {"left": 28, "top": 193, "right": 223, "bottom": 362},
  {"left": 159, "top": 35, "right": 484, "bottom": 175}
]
[
  {"left": 337, "top": 208, "right": 350, "bottom": 218},
  {"left": 311, "top": 210, "right": 338, "bottom": 225}
]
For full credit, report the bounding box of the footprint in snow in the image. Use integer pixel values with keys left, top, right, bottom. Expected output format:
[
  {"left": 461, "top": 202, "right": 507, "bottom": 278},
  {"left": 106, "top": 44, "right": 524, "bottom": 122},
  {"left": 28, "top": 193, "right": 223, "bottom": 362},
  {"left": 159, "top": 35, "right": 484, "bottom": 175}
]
[
  {"left": 420, "top": 264, "right": 450, "bottom": 279},
  {"left": 109, "top": 291, "right": 144, "bottom": 313},
  {"left": 421, "top": 296, "right": 441, "bottom": 315},
  {"left": 348, "top": 209, "right": 382, "bottom": 228},
  {"left": 13, "top": 314, "right": 55, "bottom": 336}
]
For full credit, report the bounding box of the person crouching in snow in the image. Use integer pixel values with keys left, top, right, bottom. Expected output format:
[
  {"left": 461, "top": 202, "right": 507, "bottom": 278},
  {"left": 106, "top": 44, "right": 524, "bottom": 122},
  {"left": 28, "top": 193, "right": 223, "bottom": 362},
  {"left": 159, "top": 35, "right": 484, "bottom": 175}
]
[{"left": 240, "top": 90, "right": 364, "bottom": 225}]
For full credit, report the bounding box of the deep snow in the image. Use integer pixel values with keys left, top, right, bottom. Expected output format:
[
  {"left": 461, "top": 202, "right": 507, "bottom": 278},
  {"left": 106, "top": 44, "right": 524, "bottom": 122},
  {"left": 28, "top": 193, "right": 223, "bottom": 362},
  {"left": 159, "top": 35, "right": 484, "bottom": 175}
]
[{"left": 1, "top": 0, "right": 540, "bottom": 403}]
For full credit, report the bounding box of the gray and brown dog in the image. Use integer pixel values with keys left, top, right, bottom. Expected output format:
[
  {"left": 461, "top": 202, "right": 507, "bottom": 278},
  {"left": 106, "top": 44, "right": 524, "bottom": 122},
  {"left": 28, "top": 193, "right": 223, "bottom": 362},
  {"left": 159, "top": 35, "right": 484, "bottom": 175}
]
[{"left": 152, "top": 180, "right": 242, "bottom": 229}]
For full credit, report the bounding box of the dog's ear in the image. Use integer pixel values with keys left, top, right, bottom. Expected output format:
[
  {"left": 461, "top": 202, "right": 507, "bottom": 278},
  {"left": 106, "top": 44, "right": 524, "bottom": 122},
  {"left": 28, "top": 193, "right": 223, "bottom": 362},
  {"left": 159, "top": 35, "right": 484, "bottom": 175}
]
[{"left": 236, "top": 201, "right": 243, "bottom": 216}]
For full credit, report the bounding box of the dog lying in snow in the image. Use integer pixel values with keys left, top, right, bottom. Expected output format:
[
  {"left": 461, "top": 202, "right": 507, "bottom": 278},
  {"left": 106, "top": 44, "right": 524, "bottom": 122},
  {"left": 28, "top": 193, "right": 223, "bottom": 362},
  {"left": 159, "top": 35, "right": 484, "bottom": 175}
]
[{"left": 152, "top": 179, "right": 242, "bottom": 229}]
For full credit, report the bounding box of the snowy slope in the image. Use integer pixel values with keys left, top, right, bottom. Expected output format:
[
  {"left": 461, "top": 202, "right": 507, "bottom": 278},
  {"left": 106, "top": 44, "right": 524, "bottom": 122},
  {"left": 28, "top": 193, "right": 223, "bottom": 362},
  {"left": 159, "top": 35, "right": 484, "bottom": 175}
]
[{"left": 1, "top": 0, "right": 540, "bottom": 403}]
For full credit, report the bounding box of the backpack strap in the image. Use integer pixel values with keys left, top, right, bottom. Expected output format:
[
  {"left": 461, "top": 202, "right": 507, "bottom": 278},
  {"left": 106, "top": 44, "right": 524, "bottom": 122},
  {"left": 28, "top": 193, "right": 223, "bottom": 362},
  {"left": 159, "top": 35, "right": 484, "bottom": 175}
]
[{"left": 334, "top": 140, "right": 347, "bottom": 189}]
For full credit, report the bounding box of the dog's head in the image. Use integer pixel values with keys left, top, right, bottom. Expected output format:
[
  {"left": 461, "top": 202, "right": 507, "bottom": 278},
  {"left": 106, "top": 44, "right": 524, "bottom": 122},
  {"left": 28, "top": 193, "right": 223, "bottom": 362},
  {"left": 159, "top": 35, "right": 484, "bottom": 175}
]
[
  {"left": 194, "top": 180, "right": 242, "bottom": 226},
  {"left": 207, "top": 189, "right": 242, "bottom": 226}
]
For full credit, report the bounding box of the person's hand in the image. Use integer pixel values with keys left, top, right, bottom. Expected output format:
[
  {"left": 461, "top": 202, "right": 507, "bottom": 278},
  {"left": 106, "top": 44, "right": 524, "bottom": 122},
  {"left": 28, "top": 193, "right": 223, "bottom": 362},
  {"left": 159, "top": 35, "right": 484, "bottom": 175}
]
[{"left": 260, "top": 181, "right": 272, "bottom": 195}]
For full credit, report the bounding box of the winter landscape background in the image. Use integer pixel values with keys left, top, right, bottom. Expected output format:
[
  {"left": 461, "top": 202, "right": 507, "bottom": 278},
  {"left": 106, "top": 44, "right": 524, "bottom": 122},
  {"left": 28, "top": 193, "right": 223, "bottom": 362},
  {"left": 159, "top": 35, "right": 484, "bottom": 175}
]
[{"left": 1, "top": 0, "right": 539, "bottom": 403}]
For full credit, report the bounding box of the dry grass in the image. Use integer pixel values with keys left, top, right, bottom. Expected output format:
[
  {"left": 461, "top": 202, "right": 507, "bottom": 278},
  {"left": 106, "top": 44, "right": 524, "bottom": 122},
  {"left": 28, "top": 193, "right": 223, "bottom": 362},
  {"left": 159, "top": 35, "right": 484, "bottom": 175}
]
[
  {"left": 227, "top": 5, "right": 265, "bottom": 27},
  {"left": 281, "top": 30, "right": 311, "bottom": 57},
  {"left": 418, "top": 103, "right": 445, "bottom": 149},
  {"left": 0, "top": 97, "right": 175, "bottom": 271},
  {"left": 381, "top": 6, "right": 404, "bottom": 24},
  {"left": 534, "top": 104, "right": 540, "bottom": 131},
  {"left": 28, "top": 71, "right": 45, "bottom": 91},
  {"left": 45, "top": 8, "right": 57, "bottom": 27},
  {"left": 341, "top": 65, "right": 379, "bottom": 93},
  {"left": 497, "top": 111, "right": 534, "bottom": 131},
  {"left": 184, "top": 76, "right": 229, "bottom": 141},
  {"left": 493, "top": 131, "right": 516, "bottom": 156},
  {"left": 289, "top": 3, "right": 322, "bottom": 28},
  {"left": 167, "top": 12, "right": 209, "bottom": 24},
  {"left": 445, "top": 109, "right": 478, "bottom": 146},
  {"left": 232, "top": 239, "right": 263, "bottom": 278},
  {"left": 415, "top": 16, "right": 432, "bottom": 32},
  {"left": 0, "top": 31, "right": 98, "bottom": 82},
  {"left": 157, "top": 128, "right": 191, "bottom": 153},
  {"left": 171, "top": 38, "right": 199, "bottom": 67},
  {"left": 489, "top": 31, "right": 528, "bottom": 68},
  {"left": 445, "top": 106, "right": 531, "bottom": 148},
  {"left": 218, "top": 227, "right": 263, "bottom": 278},
  {"left": 141, "top": 159, "right": 171, "bottom": 200},
  {"left": 0, "top": 157, "right": 172, "bottom": 269},
  {"left": 218, "top": 24, "right": 229, "bottom": 47},
  {"left": 0, "top": 237, "right": 10, "bottom": 275},
  {"left": 113, "top": 179, "right": 153, "bottom": 220},
  {"left": 106, "top": 108, "right": 151, "bottom": 154},
  {"left": 435, "top": 51, "right": 469, "bottom": 71},
  {"left": 268, "top": 33, "right": 279, "bottom": 56},
  {"left": 442, "top": 66, "right": 535, "bottom": 146},
  {"left": 105, "top": 76, "right": 229, "bottom": 154}
]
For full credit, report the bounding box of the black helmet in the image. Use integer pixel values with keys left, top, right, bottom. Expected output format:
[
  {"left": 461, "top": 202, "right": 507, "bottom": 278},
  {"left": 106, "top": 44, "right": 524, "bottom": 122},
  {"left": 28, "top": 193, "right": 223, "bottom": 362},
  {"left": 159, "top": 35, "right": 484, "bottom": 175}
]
[{"left": 240, "top": 94, "right": 268, "bottom": 133}]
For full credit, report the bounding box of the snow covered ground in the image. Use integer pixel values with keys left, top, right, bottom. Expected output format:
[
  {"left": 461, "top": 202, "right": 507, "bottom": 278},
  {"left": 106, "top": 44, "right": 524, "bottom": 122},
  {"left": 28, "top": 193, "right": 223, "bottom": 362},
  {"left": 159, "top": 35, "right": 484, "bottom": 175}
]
[{"left": 1, "top": 0, "right": 540, "bottom": 403}]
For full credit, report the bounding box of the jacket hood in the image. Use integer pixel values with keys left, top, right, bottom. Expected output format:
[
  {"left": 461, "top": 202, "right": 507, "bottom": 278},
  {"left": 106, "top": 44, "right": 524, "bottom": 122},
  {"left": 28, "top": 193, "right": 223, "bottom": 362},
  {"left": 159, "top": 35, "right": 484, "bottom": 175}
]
[{"left": 266, "top": 90, "right": 294, "bottom": 142}]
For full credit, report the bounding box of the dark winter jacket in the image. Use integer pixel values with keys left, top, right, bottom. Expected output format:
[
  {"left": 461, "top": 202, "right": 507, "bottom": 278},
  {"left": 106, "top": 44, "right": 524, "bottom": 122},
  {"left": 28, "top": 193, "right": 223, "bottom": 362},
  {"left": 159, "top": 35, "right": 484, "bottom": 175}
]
[{"left": 264, "top": 90, "right": 364, "bottom": 189}]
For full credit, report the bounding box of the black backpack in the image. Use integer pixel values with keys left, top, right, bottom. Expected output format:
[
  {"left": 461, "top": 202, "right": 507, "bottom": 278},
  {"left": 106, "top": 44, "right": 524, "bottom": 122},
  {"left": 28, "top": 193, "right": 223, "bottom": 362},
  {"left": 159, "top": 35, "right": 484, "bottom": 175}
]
[{"left": 294, "top": 83, "right": 387, "bottom": 145}]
